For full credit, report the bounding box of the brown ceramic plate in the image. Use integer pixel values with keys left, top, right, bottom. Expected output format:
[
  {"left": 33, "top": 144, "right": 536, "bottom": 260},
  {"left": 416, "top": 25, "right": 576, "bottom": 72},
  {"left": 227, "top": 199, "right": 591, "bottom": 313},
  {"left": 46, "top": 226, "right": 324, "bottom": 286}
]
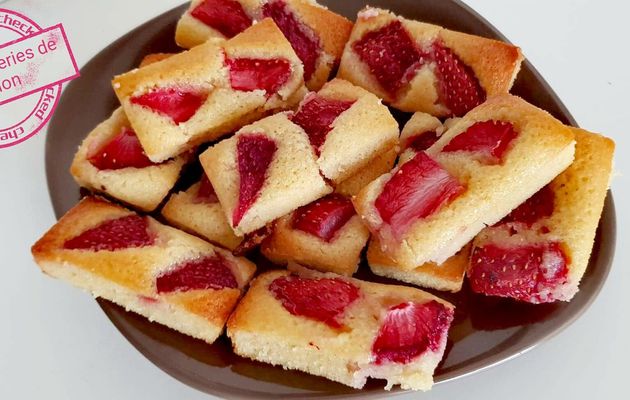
[{"left": 45, "top": 0, "right": 616, "bottom": 398}]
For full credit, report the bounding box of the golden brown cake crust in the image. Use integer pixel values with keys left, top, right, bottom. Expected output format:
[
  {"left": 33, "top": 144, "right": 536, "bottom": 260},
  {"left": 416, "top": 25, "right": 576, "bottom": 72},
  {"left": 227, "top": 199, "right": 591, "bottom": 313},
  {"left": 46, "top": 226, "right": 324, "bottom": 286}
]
[
  {"left": 227, "top": 268, "right": 454, "bottom": 390},
  {"left": 368, "top": 239, "right": 470, "bottom": 292},
  {"left": 31, "top": 197, "right": 258, "bottom": 344},
  {"left": 338, "top": 7, "right": 523, "bottom": 115},
  {"left": 354, "top": 94, "right": 576, "bottom": 269},
  {"left": 261, "top": 213, "right": 369, "bottom": 276}
]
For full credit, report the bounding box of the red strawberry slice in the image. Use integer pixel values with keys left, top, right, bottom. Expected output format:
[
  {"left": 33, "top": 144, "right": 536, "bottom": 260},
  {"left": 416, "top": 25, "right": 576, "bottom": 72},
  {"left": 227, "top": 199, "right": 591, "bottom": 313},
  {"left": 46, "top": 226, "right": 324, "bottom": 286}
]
[
  {"left": 269, "top": 275, "right": 360, "bottom": 328},
  {"left": 404, "top": 130, "right": 440, "bottom": 152},
  {"left": 156, "top": 253, "right": 237, "bottom": 293},
  {"left": 190, "top": 0, "right": 252, "bottom": 38},
  {"left": 195, "top": 174, "right": 219, "bottom": 203},
  {"left": 233, "top": 134, "right": 278, "bottom": 226},
  {"left": 372, "top": 300, "right": 453, "bottom": 365},
  {"left": 431, "top": 41, "right": 485, "bottom": 117},
  {"left": 130, "top": 87, "right": 207, "bottom": 124},
  {"left": 442, "top": 120, "right": 518, "bottom": 164},
  {"left": 262, "top": 0, "right": 321, "bottom": 81},
  {"left": 88, "top": 127, "right": 156, "bottom": 170},
  {"left": 291, "top": 95, "right": 355, "bottom": 155},
  {"left": 468, "top": 242, "right": 569, "bottom": 303},
  {"left": 502, "top": 184, "right": 555, "bottom": 226},
  {"left": 63, "top": 215, "right": 155, "bottom": 251},
  {"left": 226, "top": 57, "right": 291, "bottom": 95},
  {"left": 292, "top": 194, "right": 356, "bottom": 242},
  {"left": 352, "top": 20, "right": 427, "bottom": 97},
  {"left": 375, "top": 152, "right": 465, "bottom": 239}
]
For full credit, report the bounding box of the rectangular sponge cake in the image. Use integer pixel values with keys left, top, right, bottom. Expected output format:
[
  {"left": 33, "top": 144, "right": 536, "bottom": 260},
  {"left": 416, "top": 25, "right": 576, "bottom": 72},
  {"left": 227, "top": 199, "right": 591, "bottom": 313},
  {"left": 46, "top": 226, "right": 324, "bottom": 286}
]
[
  {"left": 31, "top": 196, "right": 256, "bottom": 344},
  {"left": 227, "top": 268, "right": 454, "bottom": 391}
]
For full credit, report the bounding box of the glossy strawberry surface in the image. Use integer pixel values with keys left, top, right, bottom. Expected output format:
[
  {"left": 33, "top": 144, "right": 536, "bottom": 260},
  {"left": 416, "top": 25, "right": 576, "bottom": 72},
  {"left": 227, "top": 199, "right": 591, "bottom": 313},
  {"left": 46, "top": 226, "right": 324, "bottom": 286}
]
[
  {"left": 190, "top": 0, "right": 252, "bottom": 38},
  {"left": 233, "top": 134, "right": 277, "bottom": 226},
  {"left": 372, "top": 300, "right": 453, "bottom": 365},
  {"left": 130, "top": 87, "right": 207, "bottom": 124},
  {"left": 156, "top": 253, "right": 238, "bottom": 293},
  {"left": 442, "top": 120, "right": 517, "bottom": 164},
  {"left": 468, "top": 242, "right": 569, "bottom": 303},
  {"left": 88, "top": 127, "right": 155, "bottom": 170},
  {"left": 269, "top": 275, "right": 360, "bottom": 328},
  {"left": 262, "top": 0, "right": 320, "bottom": 81},
  {"left": 375, "top": 152, "right": 465, "bottom": 239},
  {"left": 292, "top": 194, "right": 356, "bottom": 242},
  {"left": 227, "top": 57, "right": 291, "bottom": 95},
  {"left": 291, "top": 95, "right": 355, "bottom": 155},
  {"left": 63, "top": 215, "right": 154, "bottom": 251}
]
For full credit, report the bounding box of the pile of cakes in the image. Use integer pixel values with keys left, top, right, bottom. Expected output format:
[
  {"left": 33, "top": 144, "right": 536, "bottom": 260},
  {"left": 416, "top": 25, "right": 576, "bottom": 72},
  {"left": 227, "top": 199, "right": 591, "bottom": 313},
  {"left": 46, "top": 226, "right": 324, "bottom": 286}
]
[{"left": 32, "top": 0, "right": 615, "bottom": 392}]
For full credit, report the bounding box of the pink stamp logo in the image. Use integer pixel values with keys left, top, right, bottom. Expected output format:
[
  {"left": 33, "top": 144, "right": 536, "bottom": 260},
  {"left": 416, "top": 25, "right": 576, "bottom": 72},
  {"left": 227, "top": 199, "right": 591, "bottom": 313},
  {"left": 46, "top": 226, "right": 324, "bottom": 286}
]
[{"left": 0, "top": 9, "right": 79, "bottom": 148}]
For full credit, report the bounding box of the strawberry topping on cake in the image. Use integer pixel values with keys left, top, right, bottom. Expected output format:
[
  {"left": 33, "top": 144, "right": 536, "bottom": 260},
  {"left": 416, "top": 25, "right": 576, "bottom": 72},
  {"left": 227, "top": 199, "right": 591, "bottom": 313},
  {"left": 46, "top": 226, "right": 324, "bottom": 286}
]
[
  {"left": 130, "top": 87, "right": 207, "bottom": 124},
  {"left": 442, "top": 121, "right": 518, "bottom": 164},
  {"left": 196, "top": 174, "right": 219, "bottom": 203},
  {"left": 375, "top": 152, "right": 465, "bottom": 239},
  {"left": 233, "top": 134, "right": 278, "bottom": 226},
  {"left": 431, "top": 41, "right": 485, "bottom": 116},
  {"left": 404, "top": 131, "right": 440, "bottom": 152},
  {"left": 190, "top": 0, "right": 252, "bottom": 38},
  {"left": 156, "top": 253, "right": 238, "bottom": 293},
  {"left": 292, "top": 194, "right": 356, "bottom": 242},
  {"left": 88, "top": 127, "right": 156, "bottom": 170},
  {"left": 269, "top": 275, "right": 360, "bottom": 328},
  {"left": 502, "top": 185, "right": 555, "bottom": 226},
  {"left": 468, "top": 243, "right": 569, "bottom": 303},
  {"left": 226, "top": 57, "right": 292, "bottom": 95},
  {"left": 372, "top": 300, "right": 453, "bottom": 365},
  {"left": 291, "top": 94, "right": 355, "bottom": 155},
  {"left": 63, "top": 215, "right": 155, "bottom": 251},
  {"left": 352, "top": 20, "right": 426, "bottom": 97},
  {"left": 262, "top": 0, "right": 321, "bottom": 81}
]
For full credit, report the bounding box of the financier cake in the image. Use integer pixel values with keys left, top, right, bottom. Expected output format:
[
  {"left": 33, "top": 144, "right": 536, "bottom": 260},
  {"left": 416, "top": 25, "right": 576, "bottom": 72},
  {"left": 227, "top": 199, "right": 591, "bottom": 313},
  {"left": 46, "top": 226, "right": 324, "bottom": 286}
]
[
  {"left": 467, "top": 128, "right": 614, "bottom": 303},
  {"left": 70, "top": 108, "right": 191, "bottom": 212},
  {"left": 161, "top": 173, "right": 243, "bottom": 251},
  {"left": 113, "top": 19, "right": 306, "bottom": 162},
  {"left": 261, "top": 194, "right": 370, "bottom": 276},
  {"left": 338, "top": 7, "right": 523, "bottom": 116},
  {"left": 227, "top": 268, "right": 455, "bottom": 391},
  {"left": 290, "top": 78, "right": 399, "bottom": 184},
  {"left": 353, "top": 94, "right": 576, "bottom": 269},
  {"left": 200, "top": 112, "right": 332, "bottom": 236},
  {"left": 175, "top": 0, "right": 353, "bottom": 90},
  {"left": 31, "top": 197, "right": 256, "bottom": 344}
]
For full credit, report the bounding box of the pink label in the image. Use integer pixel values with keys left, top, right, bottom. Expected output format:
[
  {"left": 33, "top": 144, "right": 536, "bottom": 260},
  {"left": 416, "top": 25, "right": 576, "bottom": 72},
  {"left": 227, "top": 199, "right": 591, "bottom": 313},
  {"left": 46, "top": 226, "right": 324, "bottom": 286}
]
[{"left": 0, "top": 9, "right": 79, "bottom": 148}]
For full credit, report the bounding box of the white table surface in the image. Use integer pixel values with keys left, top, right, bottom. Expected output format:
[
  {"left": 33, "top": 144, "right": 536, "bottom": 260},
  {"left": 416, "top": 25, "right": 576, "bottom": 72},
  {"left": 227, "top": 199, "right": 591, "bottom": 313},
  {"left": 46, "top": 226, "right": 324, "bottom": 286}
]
[{"left": 1, "top": 0, "right": 627, "bottom": 399}]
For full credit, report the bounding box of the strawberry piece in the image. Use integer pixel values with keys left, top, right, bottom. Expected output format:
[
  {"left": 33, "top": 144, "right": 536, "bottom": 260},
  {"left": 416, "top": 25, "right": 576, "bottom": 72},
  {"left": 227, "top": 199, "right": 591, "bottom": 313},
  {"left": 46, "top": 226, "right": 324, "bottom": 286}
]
[
  {"left": 404, "top": 131, "right": 440, "bottom": 152},
  {"left": 226, "top": 57, "right": 291, "bottom": 95},
  {"left": 372, "top": 300, "right": 453, "bottom": 365},
  {"left": 352, "top": 20, "right": 427, "bottom": 97},
  {"left": 502, "top": 185, "right": 555, "bottom": 226},
  {"left": 190, "top": 0, "right": 252, "bottom": 38},
  {"left": 233, "top": 134, "right": 277, "bottom": 226},
  {"left": 291, "top": 95, "right": 355, "bottom": 155},
  {"left": 375, "top": 152, "right": 465, "bottom": 239},
  {"left": 156, "top": 253, "right": 237, "bottom": 293},
  {"left": 262, "top": 0, "right": 321, "bottom": 81},
  {"left": 468, "top": 242, "right": 569, "bottom": 303},
  {"left": 196, "top": 174, "right": 219, "bottom": 203},
  {"left": 432, "top": 41, "right": 485, "bottom": 116},
  {"left": 442, "top": 120, "right": 517, "bottom": 164},
  {"left": 292, "top": 194, "right": 356, "bottom": 242},
  {"left": 63, "top": 215, "right": 154, "bottom": 251},
  {"left": 269, "top": 275, "right": 360, "bottom": 328},
  {"left": 88, "top": 127, "right": 155, "bottom": 170},
  {"left": 130, "top": 87, "right": 207, "bottom": 124}
]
